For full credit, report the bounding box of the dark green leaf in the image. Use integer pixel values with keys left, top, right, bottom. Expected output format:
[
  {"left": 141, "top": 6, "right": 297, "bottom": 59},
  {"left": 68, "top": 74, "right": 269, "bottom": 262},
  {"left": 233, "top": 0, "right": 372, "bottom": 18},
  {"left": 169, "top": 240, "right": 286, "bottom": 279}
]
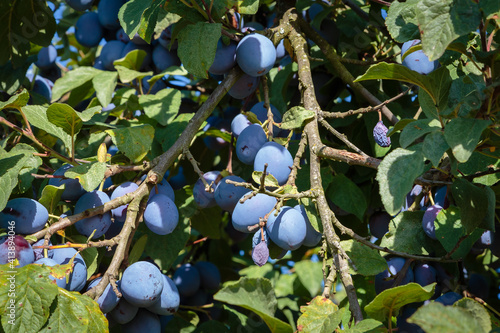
[
  {"left": 177, "top": 22, "right": 221, "bottom": 78},
  {"left": 194, "top": 321, "right": 230, "bottom": 333},
  {"left": 281, "top": 107, "right": 315, "bottom": 130},
  {"left": 139, "top": 88, "right": 182, "bottom": 126},
  {"left": 480, "top": 0, "right": 500, "bottom": 18},
  {"left": 326, "top": 174, "right": 367, "bottom": 220},
  {"left": 0, "top": 1, "right": 56, "bottom": 66},
  {"left": 385, "top": 0, "right": 420, "bottom": 42},
  {"left": 106, "top": 124, "right": 155, "bottom": 163},
  {"left": 408, "top": 302, "right": 484, "bottom": 332},
  {"left": 423, "top": 131, "right": 449, "bottom": 166},
  {"left": 400, "top": 119, "right": 441, "bottom": 148},
  {"left": 380, "top": 211, "right": 435, "bottom": 255},
  {"left": 118, "top": 0, "right": 154, "bottom": 39},
  {"left": 451, "top": 178, "right": 488, "bottom": 233},
  {"left": 294, "top": 261, "right": 323, "bottom": 297},
  {"left": 46, "top": 104, "right": 83, "bottom": 136},
  {"left": 190, "top": 206, "right": 223, "bottom": 239},
  {"left": 364, "top": 283, "right": 435, "bottom": 322},
  {"left": 296, "top": 296, "right": 341, "bottom": 333},
  {"left": 387, "top": 119, "right": 416, "bottom": 137},
  {"left": 376, "top": 148, "right": 426, "bottom": 215},
  {"left": 128, "top": 234, "right": 148, "bottom": 266},
  {"left": 156, "top": 113, "right": 194, "bottom": 151},
  {"left": 340, "top": 240, "right": 387, "bottom": 276},
  {"left": 9, "top": 143, "right": 42, "bottom": 193}
]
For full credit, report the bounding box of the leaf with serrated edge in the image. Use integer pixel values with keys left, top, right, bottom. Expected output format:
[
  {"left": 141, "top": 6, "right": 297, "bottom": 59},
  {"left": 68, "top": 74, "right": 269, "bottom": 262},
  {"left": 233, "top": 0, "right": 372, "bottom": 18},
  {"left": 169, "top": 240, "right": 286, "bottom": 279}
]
[
  {"left": 38, "top": 185, "right": 65, "bottom": 213},
  {"left": 139, "top": 88, "right": 182, "bottom": 126},
  {"left": 22, "top": 105, "right": 72, "bottom": 150},
  {"left": 51, "top": 67, "right": 100, "bottom": 102},
  {"left": 408, "top": 302, "right": 483, "bottom": 333},
  {"left": 252, "top": 171, "right": 279, "bottom": 188},
  {"left": 64, "top": 161, "right": 107, "bottom": 192},
  {"left": 281, "top": 107, "right": 315, "bottom": 130},
  {"left": 0, "top": 264, "right": 59, "bottom": 333},
  {"left": 340, "top": 240, "right": 387, "bottom": 276},
  {"left": 365, "top": 283, "right": 435, "bottom": 322},
  {"left": 106, "top": 124, "right": 155, "bottom": 163},
  {"left": 455, "top": 298, "right": 491, "bottom": 332},
  {"left": 343, "top": 319, "right": 386, "bottom": 332},
  {"left": 92, "top": 71, "right": 117, "bottom": 107},
  {"left": 297, "top": 296, "right": 341, "bottom": 333}
]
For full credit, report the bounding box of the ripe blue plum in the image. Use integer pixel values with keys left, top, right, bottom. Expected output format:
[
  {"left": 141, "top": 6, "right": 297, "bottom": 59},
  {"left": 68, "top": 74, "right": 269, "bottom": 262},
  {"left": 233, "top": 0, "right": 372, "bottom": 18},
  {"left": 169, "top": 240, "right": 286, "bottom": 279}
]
[
  {"left": 122, "top": 309, "right": 161, "bottom": 333},
  {"left": 232, "top": 193, "right": 277, "bottom": 233},
  {"left": 111, "top": 181, "right": 139, "bottom": 222},
  {"left": 35, "top": 257, "right": 67, "bottom": 288},
  {"left": 231, "top": 114, "right": 252, "bottom": 137},
  {"left": 368, "top": 211, "right": 391, "bottom": 239},
  {"left": 97, "top": 0, "right": 125, "bottom": 30},
  {"left": 0, "top": 235, "right": 35, "bottom": 267},
  {"left": 168, "top": 167, "right": 187, "bottom": 190},
  {"left": 194, "top": 261, "right": 221, "bottom": 291},
  {"left": 32, "top": 239, "right": 53, "bottom": 261},
  {"left": 121, "top": 261, "right": 164, "bottom": 307},
  {"left": 401, "top": 39, "right": 439, "bottom": 75},
  {"left": 474, "top": 230, "right": 492, "bottom": 249},
  {"left": 374, "top": 257, "right": 414, "bottom": 294},
  {"left": 152, "top": 44, "right": 181, "bottom": 72},
  {"left": 214, "top": 175, "right": 251, "bottom": 212},
  {"left": 48, "top": 164, "right": 86, "bottom": 201},
  {"left": 35, "top": 45, "right": 57, "bottom": 70},
  {"left": 116, "top": 28, "right": 130, "bottom": 43},
  {"left": 294, "top": 205, "right": 322, "bottom": 247},
  {"left": 0, "top": 198, "right": 49, "bottom": 234},
  {"left": 228, "top": 74, "right": 259, "bottom": 99},
  {"left": 404, "top": 184, "right": 423, "bottom": 211},
  {"left": 31, "top": 76, "right": 52, "bottom": 103},
  {"left": 209, "top": 39, "right": 237, "bottom": 75},
  {"left": 434, "top": 185, "right": 449, "bottom": 209},
  {"left": 422, "top": 204, "right": 442, "bottom": 240},
  {"left": 266, "top": 206, "right": 307, "bottom": 251},
  {"left": 74, "top": 190, "right": 112, "bottom": 239},
  {"left": 51, "top": 247, "right": 87, "bottom": 291},
  {"left": 149, "top": 178, "right": 175, "bottom": 202},
  {"left": 373, "top": 121, "right": 391, "bottom": 147},
  {"left": 147, "top": 274, "right": 180, "bottom": 316},
  {"left": 276, "top": 40, "right": 285, "bottom": 60},
  {"left": 254, "top": 142, "right": 293, "bottom": 185},
  {"left": 236, "top": 34, "right": 276, "bottom": 77},
  {"left": 121, "top": 42, "right": 152, "bottom": 70},
  {"left": 86, "top": 278, "right": 121, "bottom": 313},
  {"left": 158, "top": 27, "right": 177, "bottom": 50},
  {"left": 173, "top": 263, "right": 201, "bottom": 297},
  {"left": 181, "top": 290, "right": 209, "bottom": 307},
  {"left": 193, "top": 171, "right": 221, "bottom": 208},
  {"left": 109, "top": 298, "right": 139, "bottom": 324},
  {"left": 435, "top": 291, "right": 462, "bottom": 305},
  {"left": 413, "top": 263, "right": 437, "bottom": 287},
  {"left": 100, "top": 40, "right": 126, "bottom": 70},
  {"left": 235, "top": 124, "right": 267, "bottom": 165},
  {"left": 144, "top": 194, "right": 179, "bottom": 235},
  {"left": 65, "top": 0, "right": 94, "bottom": 11},
  {"left": 75, "top": 12, "right": 103, "bottom": 48}
]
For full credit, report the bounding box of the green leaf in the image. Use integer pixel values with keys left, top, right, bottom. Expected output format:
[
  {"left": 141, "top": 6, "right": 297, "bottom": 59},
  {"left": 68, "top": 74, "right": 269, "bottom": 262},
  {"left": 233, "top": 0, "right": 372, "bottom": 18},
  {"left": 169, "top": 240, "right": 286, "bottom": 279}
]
[
  {"left": 445, "top": 75, "right": 485, "bottom": 117},
  {"left": 142, "top": 213, "right": 190, "bottom": 271},
  {"left": 269, "top": 63, "right": 297, "bottom": 113},
  {"left": 455, "top": 298, "right": 491, "bottom": 332},
  {"left": 46, "top": 104, "right": 84, "bottom": 136},
  {"left": 114, "top": 49, "right": 150, "bottom": 72},
  {"left": 380, "top": 211, "right": 435, "bottom": 255},
  {"left": 423, "top": 131, "right": 449, "bottom": 166},
  {"left": 299, "top": 197, "right": 322, "bottom": 233},
  {"left": 281, "top": 107, "right": 315, "bottom": 130},
  {"left": 451, "top": 178, "right": 488, "bottom": 233},
  {"left": 139, "top": 88, "right": 182, "bottom": 126},
  {"left": 0, "top": 264, "right": 58, "bottom": 333},
  {"left": 444, "top": 118, "right": 491, "bottom": 163},
  {"left": 64, "top": 162, "right": 107, "bottom": 192},
  {"left": 482, "top": 186, "right": 496, "bottom": 231},
  {"left": 238, "top": 0, "right": 259, "bottom": 15},
  {"left": 9, "top": 144, "right": 42, "bottom": 194},
  {"left": 387, "top": 119, "right": 416, "bottom": 137},
  {"left": 38, "top": 185, "right": 65, "bottom": 214},
  {"left": 115, "top": 65, "right": 153, "bottom": 83},
  {"left": 340, "top": 240, "right": 387, "bottom": 276},
  {"left": 194, "top": 321, "right": 230, "bottom": 333},
  {"left": 364, "top": 283, "right": 435, "bottom": 322},
  {"left": 156, "top": 113, "right": 194, "bottom": 151},
  {"left": 0, "top": 56, "right": 36, "bottom": 94},
  {"left": 296, "top": 296, "right": 341, "bottom": 333},
  {"left": 190, "top": 206, "right": 223, "bottom": 239},
  {"left": 435, "top": 206, "right": 484, "bottom": 259},
  {"left": 0, "top": 1, "right": 56, "bottom": 66},
  {"left": 214, "top": 277, "right": 293, "bottom": 333},
  {"left": 177, "top": 22, "right": 221, "bottom": 78},
  {"left": 0, "top": 147, "right": 42, "bottom": 211},
  {"left": 128, "top": 234, "right": 148, "bottom": 265},
  {"left": 354, "top": 63, "right": 437, "bottom": 104},
  {"left": 252, "top": 171, "right": 279, "bottom": 188},
  {"left": 294, "top": 261, "right": 323, "bottom": 297},
  {"left": 106, "top": 124, "right": 155, "bottom": 163},
  {"left": 418, "top": 89, "right": 440, "bottom": 120},
  {"left": 326, "top": 174, "right": 367, "bottom": 220},
  {"left": 385, "top": 0, "right": 420, "bottom": 42},
  {"left": 22, "top": 105, "right": 72, "bottom": 150},
  {"left": 0, "top": 89, "right": 29, "bottom": 111},
  {"left": 376, "top": 148, "right": 426, "bottom": 215},
  {"left": 408, "top": 302, "right": 484, "bottom": 332},
  {"left": 51, "top": 67, "right": 100, "bottom": 102},
  {"left": 92, "top": 71, "right": 118, "bottom": 107},
  {"left": 400, "top": 119, "right": 442, "bottom": 148},
  {"left": 343, "top": 319, "right": 386, "bottom": 333},
  {"left": 480, "top": 0, "right": 500, "bottom": 18},
  {"left": 118, "top": 0, "right": 154, "bottom": 39}
]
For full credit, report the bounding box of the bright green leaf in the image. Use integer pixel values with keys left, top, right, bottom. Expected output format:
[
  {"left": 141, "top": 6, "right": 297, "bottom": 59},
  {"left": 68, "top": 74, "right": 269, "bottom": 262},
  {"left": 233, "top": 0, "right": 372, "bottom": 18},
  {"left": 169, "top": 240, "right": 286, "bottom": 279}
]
[
  {"left": 106, "top": 124, "right": 155, "bottom": 163},
  {"left": 296, "top": 296, "right": 341, "bottom": 333},
  {"left": 64, "top": 161, "right": 107, "bottom": 192},
  {"left": 340, "top": 240, "right": 387, "bottom": 276},
  {"left": 139, "top": 88, "right": 182, "bottom": 126},
  {"left": 281, "top": 107, "right": 315, "bottom": 130},
  {"left": 408, "top": 302, "right": 484, "bottom": 332}
]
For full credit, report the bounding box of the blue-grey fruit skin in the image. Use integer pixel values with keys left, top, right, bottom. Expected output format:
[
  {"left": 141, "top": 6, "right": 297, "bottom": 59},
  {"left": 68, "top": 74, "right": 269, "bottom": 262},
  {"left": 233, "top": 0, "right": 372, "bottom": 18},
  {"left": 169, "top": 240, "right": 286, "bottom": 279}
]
[
  {"left": 74, "top": 191, "right": 112, "bottom": 239},
  {"left": 373, "top": 121, "right": 391, "bottom": 147},
  {"left": 51, "top": 247, "right": 87, "bottom": 292},
  {"left": 75, "top": 12, "right": 103, "bottom": 48},
  {"left": 48, "top": 164, "right": 86, "bottom": 201},
  {"left": 209, "top": 39, "right": 237, "bottom": 75},
  {"left": 121, "top": 261, "right": 164, "bottom": 308},
  {"left": 235, "top": 124, "right": 267, "bottom": 165},
  {"left": 228, "top": 74, "right": 259, "bottom": 99},
  {"left": 236, "top": 34, "right": 276, "bottom": 77},
  {"left": 147, "top": 274, "right": 180, "bottom": 316},
  {"left": 401, "top": 39, "right": 439, "bottom": 75},
  {"left": 86, "top": 277, "right": 121, "bottom": 313},
  {"left": 0, "top": 198, "right": 49, "bottom": 234}
]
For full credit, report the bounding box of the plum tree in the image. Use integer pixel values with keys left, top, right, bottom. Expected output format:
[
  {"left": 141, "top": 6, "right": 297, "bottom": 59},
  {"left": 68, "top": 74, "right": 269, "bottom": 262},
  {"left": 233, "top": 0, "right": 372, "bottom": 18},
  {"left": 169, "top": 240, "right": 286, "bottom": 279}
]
[
  {"left": 173, "top": 263, "right": 201, "bottom": 297},
  {"left": 100, "top": 40, "right": 126, "bottom": 70},
  {"left": 209, "top": 39, "right": 238, "bottom": 75},
  {"left": 192, "top": 171, "right": 221, "bottom": 208},
  {"left": 147, "top": 274, "right": 180, "bottom": 316},
  {"left": 86, "top": 277, "right": 121, "bottom": 313},
  {"left": 48, "top": 164, "right": 86, "bottom": 201},
  {"left": 111, "top": 181, "right": 139, "bottom": 222},
  {"left": 214, "top": 175, "right": 251, "bottom": 212},
  {"left": 266, "top": 206, "right": 307, "bottom": 250}
]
